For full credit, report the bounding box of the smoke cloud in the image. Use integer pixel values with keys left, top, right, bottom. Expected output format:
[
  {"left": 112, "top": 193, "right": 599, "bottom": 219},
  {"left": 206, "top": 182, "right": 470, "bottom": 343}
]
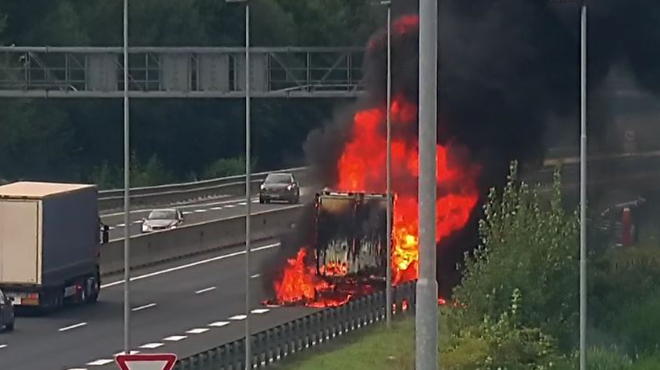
[{"left": 269, "top": 0, "right": 660, "bottom": 296}]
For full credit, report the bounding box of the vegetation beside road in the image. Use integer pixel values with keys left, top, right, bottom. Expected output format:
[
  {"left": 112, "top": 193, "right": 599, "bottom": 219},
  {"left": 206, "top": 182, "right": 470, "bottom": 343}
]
[
  {"left": 277, "top": 163, "right": 660, "bottom": 370},
  {"left": 0, "top": 0, "right": 379, "bottom": 187}
]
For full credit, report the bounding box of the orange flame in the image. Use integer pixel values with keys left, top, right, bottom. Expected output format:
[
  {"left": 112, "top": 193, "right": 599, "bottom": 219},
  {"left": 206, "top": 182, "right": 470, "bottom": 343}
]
[
  {"left": 337, "top": 96, "right": 480, "bottom": 284},
  {"left": 269, "top": 94, "right": 480, "bottom": 307}
]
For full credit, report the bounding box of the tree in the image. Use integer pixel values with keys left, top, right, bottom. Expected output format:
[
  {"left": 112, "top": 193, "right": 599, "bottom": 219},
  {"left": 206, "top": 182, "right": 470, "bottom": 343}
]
[{"left": 451, "top": 162, "right": 579, "bottom": 347}]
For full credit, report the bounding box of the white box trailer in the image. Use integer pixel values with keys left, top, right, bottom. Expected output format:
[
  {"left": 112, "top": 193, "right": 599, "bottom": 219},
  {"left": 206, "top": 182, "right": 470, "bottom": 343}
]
[{"left": 0, "top": 181, "right": 106, "bottom": 310}]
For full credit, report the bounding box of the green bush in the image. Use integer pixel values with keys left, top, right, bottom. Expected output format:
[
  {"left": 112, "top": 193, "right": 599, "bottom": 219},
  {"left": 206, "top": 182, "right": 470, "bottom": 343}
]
[
  {"left": 202, "top": 156, "right": 246, "bottom": 179},
  {"left": 630, "top": 354, "right": 660, "bottom": 370},
  {"left": 613, "top": 290, "right": 660, "bottom": 355},
  {"left": 442, "top": 290, "right": 573, "bottom": 370},
  {"left": 587, "top": 346, "right": 632, "bottom": 370},
  {"left": 451, "top": 162, "right": 579, "bottom": 347}
]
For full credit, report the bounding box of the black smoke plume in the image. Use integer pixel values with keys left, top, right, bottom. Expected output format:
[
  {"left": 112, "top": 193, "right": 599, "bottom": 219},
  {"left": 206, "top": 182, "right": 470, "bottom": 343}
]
[{"left": 266, "top": 0, "right": 660, "bottom": 298}]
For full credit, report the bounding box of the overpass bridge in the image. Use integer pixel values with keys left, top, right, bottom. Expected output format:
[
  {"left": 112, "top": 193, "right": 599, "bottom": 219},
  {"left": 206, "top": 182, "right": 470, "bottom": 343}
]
[
  {"left": 0, "top": 45, "right": 647, "bottom": 100},
  {"left": 0, "top": 46, "right": 365, "bottom": 99}
]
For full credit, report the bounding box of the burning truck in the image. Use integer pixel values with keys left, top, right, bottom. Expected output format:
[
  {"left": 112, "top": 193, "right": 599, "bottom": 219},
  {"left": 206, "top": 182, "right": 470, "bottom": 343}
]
[{"left": 265, "top": 190, "right": 391, "bottom": 308}]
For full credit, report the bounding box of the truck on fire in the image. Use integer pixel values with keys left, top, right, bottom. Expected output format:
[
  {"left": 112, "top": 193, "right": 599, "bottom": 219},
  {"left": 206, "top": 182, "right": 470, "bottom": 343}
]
[
  {"left": 0, "top": 181, "right": 109, "bottom": 311},
  {"left": 313, "top": 190, "right": 391, "bottom": 281}
]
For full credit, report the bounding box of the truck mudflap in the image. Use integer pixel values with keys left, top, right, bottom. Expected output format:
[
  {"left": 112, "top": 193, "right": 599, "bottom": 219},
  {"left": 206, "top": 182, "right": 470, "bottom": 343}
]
[{"left": 314, "top": 190, "right": 390, "bottom": 280}]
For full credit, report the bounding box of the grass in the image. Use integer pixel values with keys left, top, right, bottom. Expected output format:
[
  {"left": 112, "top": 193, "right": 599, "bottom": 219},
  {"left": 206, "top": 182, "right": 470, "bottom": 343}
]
[{"left": 271, "top": 315, "right": 416, "bottom": 370}]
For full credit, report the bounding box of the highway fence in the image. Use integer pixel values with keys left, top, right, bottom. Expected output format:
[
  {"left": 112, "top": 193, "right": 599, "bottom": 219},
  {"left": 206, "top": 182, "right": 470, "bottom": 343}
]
[
  {"left": 174, "top": 281, "right": 417, "bottom": 370},
  {"left": 98, "top": 166, "right": 311, "bottom": 211}
]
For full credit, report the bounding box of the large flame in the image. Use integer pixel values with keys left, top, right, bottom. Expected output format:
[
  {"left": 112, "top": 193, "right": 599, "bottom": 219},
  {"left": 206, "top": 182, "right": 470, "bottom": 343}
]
[
  {"left": 268, "top": 13, "right": 480, "bottom": 307},
  {"left": 337, "top": 96, "right": 480, "bottom": 283}
]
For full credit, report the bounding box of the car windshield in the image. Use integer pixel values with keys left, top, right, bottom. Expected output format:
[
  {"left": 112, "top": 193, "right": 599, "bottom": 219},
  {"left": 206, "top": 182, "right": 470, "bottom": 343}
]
[
  {"left": 265, "top": 174, "right": 292, "bottom": 184},
  {"left": 148, "top": 210, "right": 177, "bottom": 220}
]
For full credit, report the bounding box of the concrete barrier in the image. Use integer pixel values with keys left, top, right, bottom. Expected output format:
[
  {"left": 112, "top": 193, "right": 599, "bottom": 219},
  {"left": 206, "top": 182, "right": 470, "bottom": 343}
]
[{"left": 100, "top": 205, "right": 303, "bottom": 275}]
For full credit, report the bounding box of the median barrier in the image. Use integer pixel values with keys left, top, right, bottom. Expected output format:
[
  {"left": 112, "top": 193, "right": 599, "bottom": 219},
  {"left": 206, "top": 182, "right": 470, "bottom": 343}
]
[{"left": 100, "top": 205, "right": 303, "bottom": 275}]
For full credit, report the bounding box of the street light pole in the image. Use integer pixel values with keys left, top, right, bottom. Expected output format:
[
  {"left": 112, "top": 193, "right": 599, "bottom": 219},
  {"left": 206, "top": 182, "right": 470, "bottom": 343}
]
[
  {"left": 416, "top": 0, "right": 438, "bottom": 369},
  {"left": 122, "top": 0, "right": 131, "bottom": 355},
  {"left": 579, "top": 3, "right": 588, "bottom": 370},
  {"left": 226, "top": 0, "right": 252, "bottom": 368},
  {"left": 384, "top": 0, "right": 393, "bottom": 329},
  {"left": 244, "top": 3, "right": 252, "bottom": 370}
]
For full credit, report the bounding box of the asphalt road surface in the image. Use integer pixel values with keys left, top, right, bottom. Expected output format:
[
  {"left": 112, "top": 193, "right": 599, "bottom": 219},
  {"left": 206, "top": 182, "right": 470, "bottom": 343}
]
[
  {"left": 101, "top": 187, "right": 316, "bottom": 241},
  {"left": 0, "top": 239, "right": 318, "bottom": 370}
]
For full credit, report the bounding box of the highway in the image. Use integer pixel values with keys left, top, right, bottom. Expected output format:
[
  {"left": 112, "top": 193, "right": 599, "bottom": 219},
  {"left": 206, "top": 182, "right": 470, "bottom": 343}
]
[
  {"left": 0, "top": 239, "right": 318, "bottom": 370},
  {"left": 101, "top": 187, "right": 316, "bottom": 240}
]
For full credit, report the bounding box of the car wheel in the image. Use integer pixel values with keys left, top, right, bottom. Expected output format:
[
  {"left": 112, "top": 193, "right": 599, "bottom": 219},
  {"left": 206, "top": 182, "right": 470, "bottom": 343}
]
[{"left": 259, "top": 197, "right": 264, "bottom": 204}]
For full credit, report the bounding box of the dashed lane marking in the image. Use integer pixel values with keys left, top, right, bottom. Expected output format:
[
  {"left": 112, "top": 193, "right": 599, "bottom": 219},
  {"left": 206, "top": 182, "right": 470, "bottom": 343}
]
[
  {"left": 238, "top": 202, "right": 247, "bottom": 206},
  {"left": 195, "top": 286, "right": 216, "bottom": 294},
  {"left": 229, "top": 315, "right": 247, "bottom": 321},
  {"left": 182, "top": 211, "right": 193, "bottom": 215},
  {"left": 0, "top": 344, "right": 7, "bottom": 349},
  {"left": 132, "top": 303, "right": 157, "bottom": 312},
  {"left": 193, "top": 209, "right": 207, "bottom": 213},
  {"left": 101, "top": 243, "right": 280, "bottom": 289},
  {"left": 116, "top": 224, "right": 125, "bottom": 228},
  {"left": 225, "top": 204, "right": 236, "bottom": 208},
  {"left": 163, "top": 335, "right": 187, "bottom": 342},
  {"left": 86, "top": 359, "right": 113, "bottom": 366},
  {"left": 140, "top": 343, "right": 164, "bottom": 349},
  {"left": 114, "top": 351, "right": 139, "bottom": 356},
  {"left": 209, "top": 321, "right": 230, "bottom": 328},
  {"left": 210, "top": 207, "right": 223, "bottom": 210},
  {"left": 59, "top": 322, "right": 87, "bottom": 332},
  {"left": 186, "top": 328, "right": 210, "bottom": 334},
  {"left": 250, "top": 273, "right": 261, "bottom": 279},
  {"left": 251, "top": 308, "right": 270, "bottom": 314}
]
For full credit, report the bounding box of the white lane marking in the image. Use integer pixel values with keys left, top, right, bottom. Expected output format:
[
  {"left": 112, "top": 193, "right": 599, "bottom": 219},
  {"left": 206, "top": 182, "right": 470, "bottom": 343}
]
[
  {"left": 186, "top": 328, "right": 210, "bottom": 334},
  {"left": 210, "top": 207, "right": 224, "bottom": 211},
  {"left": 229, "top": 315, "right": 247, "bottom": 321},
  {"left": 252, "top": 200, "right": 259, "bottom": 203},
  {"left": 59, "top": 322, "right": 87, "bottom": 332},
  {"left": 140, "top": 343, "right": 164, "bottom": 349},
  {"left": 238, "top": 202, "right": 247, "bottom": 206},
  {"left": 108, "top": 227, "right": 116, "bottom": 230},
  {"left": 86, "top": 359, "right": 113, "bottom": 366},
  {"left": 132, "top": 220, "right": 142, "bottom": 224},
  {"left": 194, "top": 209, "right": 207, "bottom": 213},
  {"left": 195, "top": 286, "right": 216, "bottom": 294},
  {"left": 251, "top": 308, "right": 270, "bottom": 314},
  {"left": 164, "top": 335, "right": 187, "bottom": 342},
  {"left": 209, "top": 321, "right": 230, "bottom": 328},
  {"left": 132, "top": 303, "right": 157, "bottom": 312},
  {"left": 101, "top": 243, "right": 279, "bottom": 289},
  {"left": 116, "top": 223, "right": 126, "bottom": 228},
  {"left": 182, "top": 211, "right": 193, "bottom": 215},
  {"left": 0, "top": 344, "right": 7, "bottom": 349},
  {"left": 250, "top": 273, "right": 261, "bottom": 279},
  {"left": 225, "top": 204, "right": 236, "bottom": 208}
]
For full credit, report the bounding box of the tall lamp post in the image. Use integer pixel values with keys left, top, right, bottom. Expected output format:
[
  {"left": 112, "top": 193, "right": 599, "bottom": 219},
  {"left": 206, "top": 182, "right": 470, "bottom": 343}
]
[
  {"left": 416, "top": 0, "right": 438, "bottom": 369},
  {"left": 552, "top": 2, "right": 588, "bottom": 369},
  {"left": 226, "top": 1, "right": 252, "bottom": 369},
  {"left": 122, "top": 0, "right": 131, "bottom": 355}
]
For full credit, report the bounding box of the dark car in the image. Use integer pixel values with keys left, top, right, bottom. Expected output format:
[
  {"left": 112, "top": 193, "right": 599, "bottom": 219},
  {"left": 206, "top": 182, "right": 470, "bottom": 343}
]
[
  {"left": 141, "top": 208, "right": 184, "bottom": 233},
  {"left": 0, "top": 289, "right": 15, "bottom": 332},
  {"left": 259, "top": 173, "right": 300, "bottom": 204}
]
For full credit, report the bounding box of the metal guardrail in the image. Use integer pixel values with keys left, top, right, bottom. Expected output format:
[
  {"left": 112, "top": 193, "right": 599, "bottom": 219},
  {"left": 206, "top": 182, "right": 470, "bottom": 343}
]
[
  {"left": 175, "top": 281, "right": 417, "bottom": 370},
  {"left": 97, "top": 166, "right": 310, "bottom": 211},
  {"left": 96, "top": 149, "right": 660, "bottom": 212}
]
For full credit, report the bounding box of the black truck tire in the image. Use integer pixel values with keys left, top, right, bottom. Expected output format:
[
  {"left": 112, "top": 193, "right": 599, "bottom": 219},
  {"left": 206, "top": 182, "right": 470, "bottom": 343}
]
[{"left": 87, "top": 272, "right": 100, "bottom": 304}]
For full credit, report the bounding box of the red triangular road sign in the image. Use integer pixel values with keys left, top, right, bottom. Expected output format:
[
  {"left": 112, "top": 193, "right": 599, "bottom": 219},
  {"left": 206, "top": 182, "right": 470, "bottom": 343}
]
[{"left": 115, "top": 353, "right": 177, "bottom": 370}]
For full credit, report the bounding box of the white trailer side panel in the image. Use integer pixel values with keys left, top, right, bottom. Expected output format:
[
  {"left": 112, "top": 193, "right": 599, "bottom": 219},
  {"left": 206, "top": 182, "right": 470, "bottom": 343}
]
[{"left": 0, "top": 199, "right": 41, "bottom": 284}]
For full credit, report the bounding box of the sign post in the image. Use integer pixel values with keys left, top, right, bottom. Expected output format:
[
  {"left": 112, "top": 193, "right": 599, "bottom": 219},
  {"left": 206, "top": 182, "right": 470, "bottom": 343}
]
[{"left": 115, "top": 353, "right": 177, "bottom": 370}]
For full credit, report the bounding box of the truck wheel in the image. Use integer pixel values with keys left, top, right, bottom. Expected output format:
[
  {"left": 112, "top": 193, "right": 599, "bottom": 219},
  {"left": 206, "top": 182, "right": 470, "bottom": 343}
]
[
  {"left": 87, "top": 275, "right": 100, "bottom": 304},
  {"left": 5, "top": 319, "right": 14, "bottom": 332}
]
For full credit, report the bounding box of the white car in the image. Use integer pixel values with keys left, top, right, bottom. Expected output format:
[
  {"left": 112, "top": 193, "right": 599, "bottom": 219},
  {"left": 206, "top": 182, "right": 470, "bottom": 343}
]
[{"left": 141, "top": 208, "right": 184, "bottom": 233}]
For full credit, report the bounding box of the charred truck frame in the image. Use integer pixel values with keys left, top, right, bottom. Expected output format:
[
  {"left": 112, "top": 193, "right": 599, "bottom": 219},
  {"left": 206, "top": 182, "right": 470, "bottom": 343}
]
[{"left": 313, "top": 190, "right": 392, "bottom": 283}]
